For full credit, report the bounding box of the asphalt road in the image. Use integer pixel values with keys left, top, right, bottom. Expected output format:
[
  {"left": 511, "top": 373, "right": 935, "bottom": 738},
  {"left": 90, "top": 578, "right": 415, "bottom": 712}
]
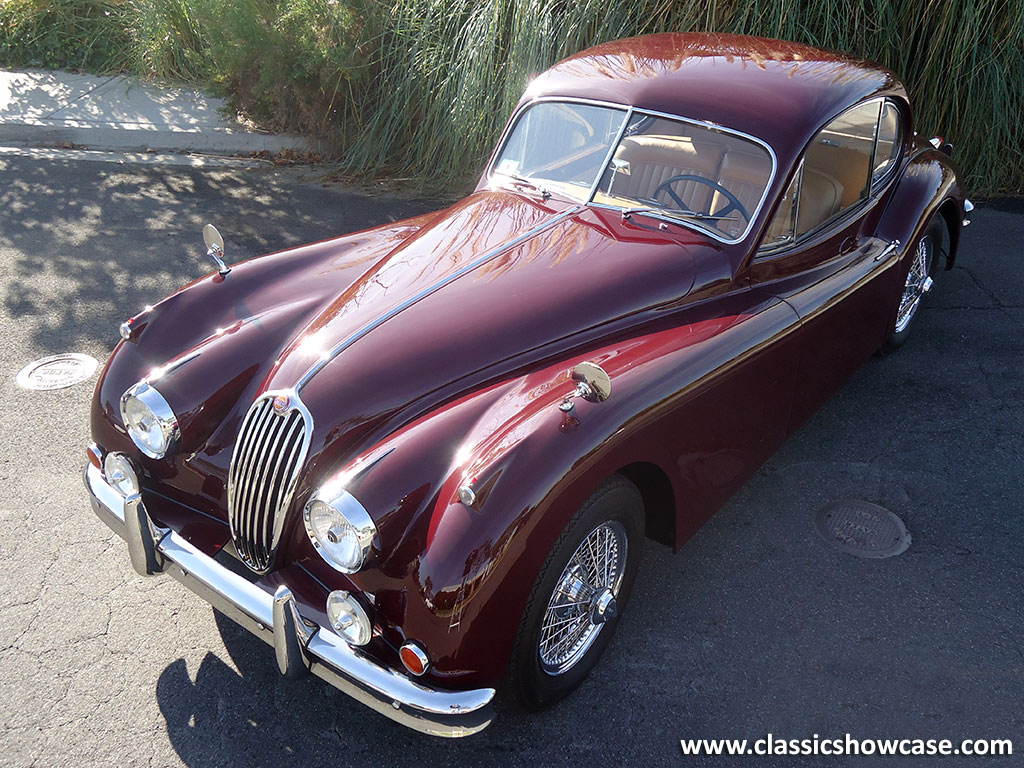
[{"left": 0, "top": 153, "right": 1021, "bottom": 768}]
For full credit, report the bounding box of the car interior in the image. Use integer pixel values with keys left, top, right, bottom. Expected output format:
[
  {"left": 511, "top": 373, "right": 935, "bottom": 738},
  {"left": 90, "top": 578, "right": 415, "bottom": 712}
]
[
  {"left": 761, "top": 99, "right": 895, "bottom": 249},
  {"left": 593, "top": 116, "right": 774, "bottom": 239},
  {"left": 496, "top": 99, "right": 899, "bottom": 245}
]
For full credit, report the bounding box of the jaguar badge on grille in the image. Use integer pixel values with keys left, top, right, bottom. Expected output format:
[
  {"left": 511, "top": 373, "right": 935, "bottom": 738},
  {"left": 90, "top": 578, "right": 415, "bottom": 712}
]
[{"left": 272, "top": 393, "right": 290, "bottom": 413}]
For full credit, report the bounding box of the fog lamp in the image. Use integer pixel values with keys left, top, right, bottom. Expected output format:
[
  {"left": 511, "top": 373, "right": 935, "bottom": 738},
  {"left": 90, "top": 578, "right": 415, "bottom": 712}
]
[
  {"left": 326, "top": 590, "right": 371, "bottom": 646},
  {"left": 103, "top": 452, "right": 139, "bottom": 497}
]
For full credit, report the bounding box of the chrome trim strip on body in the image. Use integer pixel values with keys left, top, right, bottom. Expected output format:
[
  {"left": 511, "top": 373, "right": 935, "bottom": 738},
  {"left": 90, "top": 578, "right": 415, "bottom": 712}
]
[
  {"left": 295, "top": 205, "right": 582, "bottom": 391},
  {"left": 84, "top": 462, "right": 495, "bottom": 737},
  {"left": 145, "top": 350, "right": 200, "bottom": 382},
  {"left": 485, "top": 95, "right": 779, "bottom": 245}
]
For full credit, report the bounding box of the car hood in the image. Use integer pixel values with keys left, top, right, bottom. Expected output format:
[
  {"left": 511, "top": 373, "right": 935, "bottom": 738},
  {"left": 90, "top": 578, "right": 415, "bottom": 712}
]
[
  {"left": 263, "top": 191, "right": 709, "bottom": 470},
  {"left": 106, "top": 189, "right": 725, "bottom": 528}
]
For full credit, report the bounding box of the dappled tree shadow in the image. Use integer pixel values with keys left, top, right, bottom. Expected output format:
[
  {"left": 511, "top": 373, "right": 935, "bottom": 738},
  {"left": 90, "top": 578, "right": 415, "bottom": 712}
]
[{"left": 0, "top": 154, "right": 440, "bottom": 354}]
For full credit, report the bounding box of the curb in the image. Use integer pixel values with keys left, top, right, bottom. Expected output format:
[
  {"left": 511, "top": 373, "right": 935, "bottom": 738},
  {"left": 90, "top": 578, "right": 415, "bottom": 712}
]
[{"left": 0, "top": 118, "right": 311, "bottom": 155}]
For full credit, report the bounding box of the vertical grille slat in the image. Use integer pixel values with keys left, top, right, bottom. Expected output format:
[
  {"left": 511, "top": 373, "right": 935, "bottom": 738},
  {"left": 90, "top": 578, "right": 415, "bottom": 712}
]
[
  {"left": 242, "top": 411, "right": 282, "bottom": 552},
  {"left": 227, "top": 399, "right": 268, "bottom": 564},
  {"left": 227, "top": 394, "right": 311, "bottom": 572},
  {"left": 243, "top": 402, "right": 280, "bottom": 563},
  {"left": 262, "top": 415, "right": 304, "bottom": 551},
  {"left": 248, "top": 414, "right": 287, "bottom": 555},
  {"left": 236, "top": 400, "right": 275, "bottom": 563}
]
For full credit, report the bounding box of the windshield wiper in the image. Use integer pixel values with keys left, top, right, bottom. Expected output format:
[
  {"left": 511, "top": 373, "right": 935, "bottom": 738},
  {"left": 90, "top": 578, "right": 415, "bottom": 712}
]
[
  {"left": 500, "top": 172, "right": 552, "bottom": 200},
  {"left": 620, "top": 206, "right": 735, "bottom": 223}
]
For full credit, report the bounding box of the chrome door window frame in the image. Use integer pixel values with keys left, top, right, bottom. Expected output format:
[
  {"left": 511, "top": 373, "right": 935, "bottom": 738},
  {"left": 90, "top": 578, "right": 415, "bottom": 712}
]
[{"left": 754, "top": 95, "right": 908, "bottom": 260}]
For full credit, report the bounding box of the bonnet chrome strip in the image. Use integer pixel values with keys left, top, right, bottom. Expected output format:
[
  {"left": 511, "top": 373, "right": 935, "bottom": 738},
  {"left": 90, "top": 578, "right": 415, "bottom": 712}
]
[{"left": 295, "top": 205, "right": 582, "bottom": 391}]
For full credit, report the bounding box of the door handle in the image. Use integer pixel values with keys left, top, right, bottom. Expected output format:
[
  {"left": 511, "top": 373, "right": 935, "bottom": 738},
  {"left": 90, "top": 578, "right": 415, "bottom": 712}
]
[{"left": 874, "top": 239, "right": 901, "bottom": 262}]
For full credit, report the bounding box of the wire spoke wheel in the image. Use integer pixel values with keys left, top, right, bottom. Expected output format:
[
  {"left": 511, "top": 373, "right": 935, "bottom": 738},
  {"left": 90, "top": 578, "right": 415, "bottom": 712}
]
[
  {"left": 538, "top": 520, "right": 627, "bottom": 675},
  {"left": 894, "top": 235, "right": 934, "bottom": 333}
]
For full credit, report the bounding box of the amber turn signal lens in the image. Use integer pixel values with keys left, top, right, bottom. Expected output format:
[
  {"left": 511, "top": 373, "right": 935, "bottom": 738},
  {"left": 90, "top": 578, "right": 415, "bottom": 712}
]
[
  {"left": 87, "top": 443, "right": 103, "bottom": 469},
  {"left": 399, "top": 642, "right": 429, "bottom": 676}
]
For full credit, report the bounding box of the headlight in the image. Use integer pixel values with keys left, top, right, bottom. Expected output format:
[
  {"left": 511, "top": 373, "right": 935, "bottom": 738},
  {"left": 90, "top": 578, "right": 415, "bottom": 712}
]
[
  {"left": 326, "top": 590, "right": 371, "bottom": 645},
  {"left": 303, "top": 491, "right": 377, "bottom": 573},
  {"left": 119, "top": 381, "right": 178, "bottom": 458},
  {"left": 103, "top": 452, "right": 139, "bottom": 497}
]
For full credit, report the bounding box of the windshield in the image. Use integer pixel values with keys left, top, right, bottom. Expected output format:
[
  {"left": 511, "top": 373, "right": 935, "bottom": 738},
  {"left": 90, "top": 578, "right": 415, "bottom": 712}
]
[
  {"left": 492, "top": 101, "right": 628, "bottom": 200},
  {"left": 492, "top": 101, "right": 774, "bottom": 242}
]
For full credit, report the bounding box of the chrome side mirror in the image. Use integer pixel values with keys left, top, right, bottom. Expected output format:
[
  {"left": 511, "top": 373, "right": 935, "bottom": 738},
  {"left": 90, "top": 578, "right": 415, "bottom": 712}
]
[
  {"left": 203, "top": 223, "right": 230, "bottom": 276},
  {"left": 559, "top": 362, "right": 612, "bottom": 413}
]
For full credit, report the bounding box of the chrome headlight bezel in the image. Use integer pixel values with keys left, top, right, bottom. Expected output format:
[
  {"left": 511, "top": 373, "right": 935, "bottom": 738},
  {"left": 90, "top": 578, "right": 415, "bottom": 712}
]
[
  {"left": 119, "top": 381, "right": 179, "bottom": 459},
  {"left": 303, "top": 490, "right": 377, "bottom": 574}
]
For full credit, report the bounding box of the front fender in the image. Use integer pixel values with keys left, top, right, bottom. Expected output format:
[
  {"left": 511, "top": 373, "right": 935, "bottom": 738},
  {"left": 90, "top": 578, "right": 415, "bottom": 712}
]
[{"left": 325, "top": 289, "right": 799, "bottom": 688}]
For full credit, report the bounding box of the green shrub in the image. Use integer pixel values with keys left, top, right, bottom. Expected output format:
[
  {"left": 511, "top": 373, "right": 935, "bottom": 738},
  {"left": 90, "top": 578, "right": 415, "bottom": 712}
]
[
  {"left": 0, "top": 0, "right": 1020, "bottom": 194},
  {"left": 126, "top": 0, "right": 205, "bottom": 81},
  {"left": 0, "top": 0, "right": 129, "bottom": 72},
  {"left": 345, "top": 0, "right": 1024, "bottom": 195},
  {"left": 147, "top": 0, "right": 373, "bottom": 140}
]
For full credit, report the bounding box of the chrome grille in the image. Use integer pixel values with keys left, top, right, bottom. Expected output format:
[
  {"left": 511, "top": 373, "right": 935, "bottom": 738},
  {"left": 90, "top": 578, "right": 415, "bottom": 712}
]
[{"left": 227, "top": 392, "right": 312, "bottom": 572}]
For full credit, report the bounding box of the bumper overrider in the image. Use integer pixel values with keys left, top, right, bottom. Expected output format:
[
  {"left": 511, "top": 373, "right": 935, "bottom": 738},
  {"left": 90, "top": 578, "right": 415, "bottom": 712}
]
[{"left": 84, "top": 461, "right": 495, "bottom": 737}]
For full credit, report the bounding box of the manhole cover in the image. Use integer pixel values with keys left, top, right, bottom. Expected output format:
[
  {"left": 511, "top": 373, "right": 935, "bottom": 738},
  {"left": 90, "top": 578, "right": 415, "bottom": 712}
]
[
  {"left": 16, "top": 353, "right": 98, "bottom": 391},
  {"left": 815, "top": 500, "right": 910, "bottom": 558}
]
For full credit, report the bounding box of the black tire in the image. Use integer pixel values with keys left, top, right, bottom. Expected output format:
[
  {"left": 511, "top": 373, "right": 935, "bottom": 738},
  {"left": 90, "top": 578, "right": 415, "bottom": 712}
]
[
  {"left": 507, "top": 474, "right": 644, "bottom": 710},
  {"left": 882, "top": 215, "right": 945, "bottom": 353}
]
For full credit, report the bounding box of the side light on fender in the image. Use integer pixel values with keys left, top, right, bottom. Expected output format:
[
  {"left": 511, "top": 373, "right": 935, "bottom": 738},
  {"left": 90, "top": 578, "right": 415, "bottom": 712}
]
[
  {"left": 400, "top": 642, "right": 430, "bottom": 676},
  {"left": 458, "top": 485, "right": 476, "bottom": 506}
]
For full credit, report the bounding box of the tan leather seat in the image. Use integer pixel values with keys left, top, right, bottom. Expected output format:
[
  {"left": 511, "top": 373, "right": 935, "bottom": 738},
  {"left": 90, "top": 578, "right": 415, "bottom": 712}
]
[
  {"left": 803, "top": 141, "right": 869, "bottom": 210},
  {"left": 761, "top": 167, "right": 842, "bottom": 246},
  {"left": 796, "top": 168, "right": 842, "bottom": 235},
  {"left": 712, "top": 150, "right": 773, "bottom": 237},
  {"left": 610, "top": 135, "right": 724, "bottom": 211}
]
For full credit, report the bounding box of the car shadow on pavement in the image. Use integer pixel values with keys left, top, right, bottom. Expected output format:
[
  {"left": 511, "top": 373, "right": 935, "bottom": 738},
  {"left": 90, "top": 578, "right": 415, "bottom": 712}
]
[{"left": 154, "top": 608, "right": 548, "bottom": 768}]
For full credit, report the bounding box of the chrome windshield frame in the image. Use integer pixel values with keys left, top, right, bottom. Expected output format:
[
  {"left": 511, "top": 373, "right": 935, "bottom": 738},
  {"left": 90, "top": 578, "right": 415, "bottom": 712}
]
[
  {"left": 486, "top": 96, "right": 632, "bottom": 205},
  {"left": 486, "top": 96, "right": 778, "bottom": 245}
]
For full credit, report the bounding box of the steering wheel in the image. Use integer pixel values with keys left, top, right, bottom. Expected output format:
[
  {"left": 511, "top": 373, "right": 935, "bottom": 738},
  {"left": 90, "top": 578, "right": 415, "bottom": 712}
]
[{"left": 653, "top": 174, "right": 751, "bottom": 223}]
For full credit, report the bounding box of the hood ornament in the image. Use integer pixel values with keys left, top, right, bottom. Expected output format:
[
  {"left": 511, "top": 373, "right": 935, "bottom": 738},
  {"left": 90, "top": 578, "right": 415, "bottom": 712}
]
[{"left": 203, "top": 224, "right": 230, "bottom": 276}]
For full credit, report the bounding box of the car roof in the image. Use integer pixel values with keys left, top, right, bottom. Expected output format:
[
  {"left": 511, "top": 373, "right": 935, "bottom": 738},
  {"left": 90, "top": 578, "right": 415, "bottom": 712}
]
[{"left": 523, "top": 33, "right": 908, "bottom": 169}]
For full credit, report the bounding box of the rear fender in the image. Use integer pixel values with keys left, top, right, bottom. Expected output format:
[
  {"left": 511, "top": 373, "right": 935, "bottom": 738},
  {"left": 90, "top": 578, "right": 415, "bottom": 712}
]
[{"left": 876, "top": 149, "right": 964, "bottom": 272}]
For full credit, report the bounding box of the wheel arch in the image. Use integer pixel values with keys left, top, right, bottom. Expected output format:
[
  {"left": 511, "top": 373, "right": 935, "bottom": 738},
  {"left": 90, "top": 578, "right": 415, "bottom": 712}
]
[
  {"left": 616, "top": 461, "right": 676, "bottom": 548},
  {"left": 937, "top": 197, "right": 962, "bottom": 270},
  {"left": 876, "top": 148, "right": 963, "bottom": 264}
]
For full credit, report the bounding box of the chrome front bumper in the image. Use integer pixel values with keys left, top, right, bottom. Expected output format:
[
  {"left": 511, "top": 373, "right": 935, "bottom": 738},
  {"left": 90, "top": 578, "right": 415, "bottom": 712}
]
[{"left": 85, "top": 462, "right": 495, "bottom": 737}]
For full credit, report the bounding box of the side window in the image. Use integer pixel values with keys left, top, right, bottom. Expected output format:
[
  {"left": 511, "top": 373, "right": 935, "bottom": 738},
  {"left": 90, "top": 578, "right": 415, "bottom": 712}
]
[
  {"left": 761, "top": 161, "right": 802, "bottom": 248},
  {"left": 872, "top": 101, "right": 902, "bottom": 185},
  {"left": 796, "top": 100, "right": 877, "bottom": 236},
  {"left": 761, "top": 99, "right": 903, "bottom": 254}
]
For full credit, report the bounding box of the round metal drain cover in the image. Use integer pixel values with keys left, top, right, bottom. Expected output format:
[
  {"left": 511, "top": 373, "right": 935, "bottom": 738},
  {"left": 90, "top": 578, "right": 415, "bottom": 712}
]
[
  {"left": 16, "top": 353, "right": 98, "bottom": 391},
  {"left": 815, "top": 500, "right": 910, "bottom": 558}
]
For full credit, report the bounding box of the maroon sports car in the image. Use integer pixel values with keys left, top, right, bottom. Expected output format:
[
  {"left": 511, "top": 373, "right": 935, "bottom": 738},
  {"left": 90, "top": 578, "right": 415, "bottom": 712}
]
[{"left": 85, "top": 33, "right": 969, "bottom": 736}]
